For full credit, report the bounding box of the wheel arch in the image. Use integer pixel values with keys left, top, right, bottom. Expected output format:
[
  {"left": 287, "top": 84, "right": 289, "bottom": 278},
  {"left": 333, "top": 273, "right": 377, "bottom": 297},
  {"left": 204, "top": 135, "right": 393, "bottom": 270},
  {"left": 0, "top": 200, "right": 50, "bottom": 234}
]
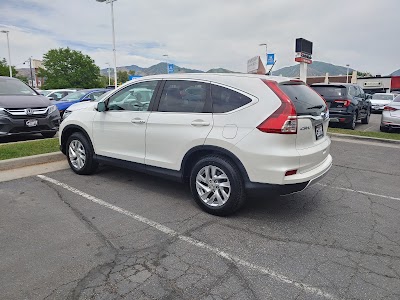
[
  {"left": 60, "top": 124, "right": 94, "bottom": 155},
  {"left": 181, "top": 145, "right": 250, "bottom": 183}
]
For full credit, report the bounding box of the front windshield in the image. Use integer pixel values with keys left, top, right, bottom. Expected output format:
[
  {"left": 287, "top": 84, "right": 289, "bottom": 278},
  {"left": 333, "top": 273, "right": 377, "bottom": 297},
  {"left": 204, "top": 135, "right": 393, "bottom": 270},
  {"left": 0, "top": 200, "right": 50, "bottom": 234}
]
[
  {"left": 41, "top": 90, "right": 52, "bottom": 96},
  {"left": 94, "top": 90, "right": 112, "bottom": 102},
  {"left": 372, "top": 94, "right": 394, "bottom": 100},
  {"left": 62, "top": 91, "right": 87, "bottom": 102},
  {"left": 0, "top": 78, "right": 38, "bottom": 95}
]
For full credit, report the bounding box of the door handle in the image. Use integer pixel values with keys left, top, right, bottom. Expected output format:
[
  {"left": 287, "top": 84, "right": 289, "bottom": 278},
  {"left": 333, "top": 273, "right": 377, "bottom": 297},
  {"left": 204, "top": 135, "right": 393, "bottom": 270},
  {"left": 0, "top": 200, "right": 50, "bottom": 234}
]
[
  {"left": 191, "top": 120, "right": 210, "bottom": 127},
  {"left": 131, "top": 118, "right": 146, "bottom": 124}
]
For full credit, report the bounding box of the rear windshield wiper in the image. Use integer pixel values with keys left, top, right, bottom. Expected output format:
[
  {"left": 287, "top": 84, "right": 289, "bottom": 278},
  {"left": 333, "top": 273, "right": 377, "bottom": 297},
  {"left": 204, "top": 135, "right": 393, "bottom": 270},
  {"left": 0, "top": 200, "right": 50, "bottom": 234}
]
[{"left": 307, "top": 105, "right": 324, "bottom": 110}]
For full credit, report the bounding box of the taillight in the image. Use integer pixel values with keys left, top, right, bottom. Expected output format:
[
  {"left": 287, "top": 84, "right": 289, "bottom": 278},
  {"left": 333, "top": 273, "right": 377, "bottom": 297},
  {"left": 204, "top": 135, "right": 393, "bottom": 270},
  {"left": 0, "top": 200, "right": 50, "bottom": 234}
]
[
  {"left": 258, "top": 80, "right": 297, "bottom": 134},
  {"left": 384, "top": 106, "right": 397, "bottom": 111},
  {"left": 334, "top": 99, "right": 351, "bottom": 107}
]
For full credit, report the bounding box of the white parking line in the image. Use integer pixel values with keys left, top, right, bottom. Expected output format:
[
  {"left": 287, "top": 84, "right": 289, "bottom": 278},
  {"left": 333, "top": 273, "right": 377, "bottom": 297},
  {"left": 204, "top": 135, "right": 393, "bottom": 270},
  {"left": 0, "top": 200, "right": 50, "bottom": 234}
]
[
  {"left": 317, "top": 183, "right": 400, "bottom": 202},
  {"left": 37, "top": 174, "right": 341, "bottom": 300}
]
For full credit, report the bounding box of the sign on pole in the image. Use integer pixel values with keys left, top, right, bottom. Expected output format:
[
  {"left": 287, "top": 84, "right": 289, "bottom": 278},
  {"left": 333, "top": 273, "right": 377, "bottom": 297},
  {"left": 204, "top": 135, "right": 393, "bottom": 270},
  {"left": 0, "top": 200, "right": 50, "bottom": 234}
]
[
  {"left": 267, "top": 53, "right": 275, "bottom": 65},
  {"left": 168, "top": 64, "right": 174, "bottom": 74},
  {"left": 247, "top": 56, "right": 266, "bottom": 74}
]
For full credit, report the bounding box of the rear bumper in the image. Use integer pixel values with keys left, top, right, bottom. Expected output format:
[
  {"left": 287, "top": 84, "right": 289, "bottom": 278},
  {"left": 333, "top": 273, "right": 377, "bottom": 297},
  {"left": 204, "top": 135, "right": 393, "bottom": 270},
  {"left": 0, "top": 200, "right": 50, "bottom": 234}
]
[
  {"left": 246, "top": 154, "right": 332, "bottom": 197},
  {"left": 329, "top": 112, "right": 353, "bottom": 123}
]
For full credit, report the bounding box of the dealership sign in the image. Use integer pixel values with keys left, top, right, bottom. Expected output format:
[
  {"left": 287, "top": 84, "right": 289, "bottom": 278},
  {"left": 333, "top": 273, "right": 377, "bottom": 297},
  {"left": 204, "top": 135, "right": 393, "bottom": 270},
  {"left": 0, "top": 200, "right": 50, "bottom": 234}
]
[
  {"left": 295, "top": 38, "right": 313, "bottom": 64},
  {"left": 363, "top": 81, "right": 382, "bottom": 87},
  {"left": 247, "top": 56, "right": 266, "bottom": 74}
]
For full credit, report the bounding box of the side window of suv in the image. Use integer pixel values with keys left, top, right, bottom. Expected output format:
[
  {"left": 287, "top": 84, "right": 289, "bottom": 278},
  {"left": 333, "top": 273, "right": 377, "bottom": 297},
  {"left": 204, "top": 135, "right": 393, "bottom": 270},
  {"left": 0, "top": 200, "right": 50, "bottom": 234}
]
[
  {"left": 158, "top": 81, "right": 208, "bottom": 113},
  {"left": 349, "top": 86, "right": 357, "bottom": 97},
  {"left": 211, "top": 84, "right": 252, "bottom": 113},
  {"left": 107, "top": 81, "right": 158, "bottom": 111}
]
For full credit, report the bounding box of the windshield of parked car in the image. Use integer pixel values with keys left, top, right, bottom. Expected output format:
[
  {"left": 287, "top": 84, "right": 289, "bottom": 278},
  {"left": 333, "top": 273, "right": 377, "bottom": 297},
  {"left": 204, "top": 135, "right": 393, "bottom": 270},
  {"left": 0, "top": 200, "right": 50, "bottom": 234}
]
[
  {"left": 372, "top": 94, "right": 394, "bottom": 100},
  {"left": 41, "top": 90, "right": 53, "bottom": 96},
  {"left": 61, "top": 91, "right": 87, "bottom": 101},
  {"left": 393, "top": 95, "right": 400, "bottom": 102},
  {"left": 0, "top": 77, "right": 38, "bottom": 96},
  {"left": 311, "top": 86, "right": 347, "bottom": 97}
]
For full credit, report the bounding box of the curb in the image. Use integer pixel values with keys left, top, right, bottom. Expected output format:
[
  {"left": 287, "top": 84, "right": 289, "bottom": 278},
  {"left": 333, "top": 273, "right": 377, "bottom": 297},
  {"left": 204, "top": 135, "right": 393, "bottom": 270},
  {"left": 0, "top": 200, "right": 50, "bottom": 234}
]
[
  {"left": 0, "top": 152, "right": 65, "bottom": 171},
  {"left": 329, "top": 133, "right": 400, "bottom": 145}
]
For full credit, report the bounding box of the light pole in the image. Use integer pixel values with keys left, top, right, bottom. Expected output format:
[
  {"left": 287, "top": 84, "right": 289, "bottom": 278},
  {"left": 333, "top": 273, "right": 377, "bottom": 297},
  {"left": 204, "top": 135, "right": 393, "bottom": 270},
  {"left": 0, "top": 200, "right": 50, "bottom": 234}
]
[
  {"left": 259, "top": 43, "right": 267, "bottom": 66},
  {"left": 163, "top": 54, "right": 169, "bottom": 74},
  {"left": 97, "top": 0, "right": 118, "bottom": 88},
  {"left": 1, "top": 30, "right": 12, "bottom": 77},
  {"left": 346, "top": 64, "right": 350, "bottom": 83},
  {"left": 23, "top": 57, "right": 34, "bottom": 87},
  {"left": 105, "top": 62, "right": 111, "bottom": 85}
]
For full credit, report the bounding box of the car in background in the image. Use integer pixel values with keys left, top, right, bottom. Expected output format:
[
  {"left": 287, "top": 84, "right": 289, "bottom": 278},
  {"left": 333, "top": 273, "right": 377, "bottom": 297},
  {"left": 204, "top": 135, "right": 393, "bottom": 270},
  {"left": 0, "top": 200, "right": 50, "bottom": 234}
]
[
  {"left": 41, "top": 89, "right": 76, "bottom": 101},
  {"left": 59, "top": 74, "right": 332, "bottom": 216},
  {"left": 370, "top": 93, "right": 396, "bottom": 113},
  {"left": 62, "top": 90, "right": 113, "bottom": 121},
  {"left": 0, "top": 76, "right": 60, "bottom": 138},
  {"left": 54, "top": 89, "right": 109, "bottom": 116},
  {"left": 310, "top": 83, "right": 371, "bottom": 130},
  {"left": 380, "top": 95, "right": 400, "bottom": 132}
]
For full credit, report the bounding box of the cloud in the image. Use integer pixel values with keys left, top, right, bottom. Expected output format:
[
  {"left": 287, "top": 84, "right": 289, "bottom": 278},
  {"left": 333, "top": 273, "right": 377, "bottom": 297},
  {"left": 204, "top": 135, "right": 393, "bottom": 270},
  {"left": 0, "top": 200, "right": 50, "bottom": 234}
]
[{"left": 0, "top": 0, "right": 398, "bottom": 74}]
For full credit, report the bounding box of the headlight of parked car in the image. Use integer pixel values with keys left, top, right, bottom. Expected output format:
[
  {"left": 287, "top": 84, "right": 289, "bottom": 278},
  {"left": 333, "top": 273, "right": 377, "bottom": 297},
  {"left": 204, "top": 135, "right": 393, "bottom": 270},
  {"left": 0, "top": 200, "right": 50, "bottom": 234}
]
[{"left": 47, "top": 105, "right": 58, "bottom": 115}]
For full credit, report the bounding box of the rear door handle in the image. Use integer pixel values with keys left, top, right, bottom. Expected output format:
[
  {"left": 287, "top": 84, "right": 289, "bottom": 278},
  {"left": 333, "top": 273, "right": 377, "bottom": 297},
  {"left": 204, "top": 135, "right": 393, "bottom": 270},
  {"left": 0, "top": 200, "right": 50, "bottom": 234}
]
[
  {"left": 131, "top": 118, "right": 146, "bottom": 124},
  {"left": 191, "top": 120, "right": 210, "bottom": 127}
]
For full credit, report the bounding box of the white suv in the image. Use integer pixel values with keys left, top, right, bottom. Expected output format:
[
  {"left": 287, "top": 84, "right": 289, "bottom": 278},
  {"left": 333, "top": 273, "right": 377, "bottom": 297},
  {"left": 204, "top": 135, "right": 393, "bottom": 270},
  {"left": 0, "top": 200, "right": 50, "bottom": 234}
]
[{"left": 60, "top": 74, "right": 332, "bottom": 215}]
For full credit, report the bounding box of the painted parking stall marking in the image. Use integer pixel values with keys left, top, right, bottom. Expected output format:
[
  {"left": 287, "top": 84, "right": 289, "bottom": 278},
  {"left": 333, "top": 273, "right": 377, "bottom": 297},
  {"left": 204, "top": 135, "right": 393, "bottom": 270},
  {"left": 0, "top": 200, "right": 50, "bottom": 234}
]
[{"left": 37, "top": 174, "right": 341, "bottom": 300}]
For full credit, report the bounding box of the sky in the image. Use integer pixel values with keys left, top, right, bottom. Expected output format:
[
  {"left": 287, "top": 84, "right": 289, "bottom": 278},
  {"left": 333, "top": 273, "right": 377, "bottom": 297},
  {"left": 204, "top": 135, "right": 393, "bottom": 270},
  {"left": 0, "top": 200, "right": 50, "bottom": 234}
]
[{"left": 0, "top": 0, "right": 398, "bottom": 75}]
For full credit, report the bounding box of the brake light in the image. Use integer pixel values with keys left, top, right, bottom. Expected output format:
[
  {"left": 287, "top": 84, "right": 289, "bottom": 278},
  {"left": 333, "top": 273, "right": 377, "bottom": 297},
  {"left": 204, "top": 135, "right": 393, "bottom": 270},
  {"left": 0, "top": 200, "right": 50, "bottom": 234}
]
[
  {"left": 285, "top": 169, "right": 297, "bottom": 176},
  {"left": 384, "top": 106, "right": 397, "bottom": 111},
  {"left": 258, "top": 80, "right": 297, "bottom": 134},
  {"left": 334, "top": 99, "right": 351, "bottom": 107}
]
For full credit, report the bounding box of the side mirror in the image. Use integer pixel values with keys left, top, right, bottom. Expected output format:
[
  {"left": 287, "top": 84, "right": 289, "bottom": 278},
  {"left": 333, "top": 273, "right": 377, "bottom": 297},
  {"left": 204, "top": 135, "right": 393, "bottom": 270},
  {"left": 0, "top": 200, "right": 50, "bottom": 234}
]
[
  {"left": 48, "top": 97, "right": 54, "bottom": 101},
  {"left": 97, "top": 102, "right": 106, "bottom": 112}
]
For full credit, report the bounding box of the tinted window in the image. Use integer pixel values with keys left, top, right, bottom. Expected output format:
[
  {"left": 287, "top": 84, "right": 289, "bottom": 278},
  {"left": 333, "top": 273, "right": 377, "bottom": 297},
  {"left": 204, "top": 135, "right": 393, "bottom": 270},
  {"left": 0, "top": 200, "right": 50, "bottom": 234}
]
[
  {"left": 158, "top": 81, "right": 207, "bottom": 113},
  {"left": 0, "top": 77, "right": 37, "bottom": 95},
  {"left": 108, "top": 81, "right": 158, "bottom": 111},
  {"left": 280, "top": 84, "right": 326, "bottom": 116},
  {"left": 311, "top": 86, "right": 347, "bottom": 97},
  {"left": 349, "top": 86, "right": 357, "bottom": 97},
  {"left": 211, "top": 85, "right": 252, "bottom": 113}
]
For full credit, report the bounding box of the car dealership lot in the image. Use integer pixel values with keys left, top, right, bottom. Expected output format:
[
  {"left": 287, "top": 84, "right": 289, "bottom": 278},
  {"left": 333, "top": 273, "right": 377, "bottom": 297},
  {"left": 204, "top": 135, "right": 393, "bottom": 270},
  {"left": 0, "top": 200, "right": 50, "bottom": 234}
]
[{"left": 1, "top": 138, "right": 400, "bottom": 300}]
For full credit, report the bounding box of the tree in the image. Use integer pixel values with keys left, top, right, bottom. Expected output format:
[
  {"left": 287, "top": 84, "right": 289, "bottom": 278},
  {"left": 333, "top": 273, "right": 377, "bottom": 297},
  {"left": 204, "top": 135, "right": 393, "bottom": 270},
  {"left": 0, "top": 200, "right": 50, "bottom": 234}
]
[
  {"left": 0, "top": 58, "right": 18, "bottom": 77},
  {"left": 117, "top": 70, "right": 129, "bottom": 84},
  {"left": 37, "top": 48, "right": 101, "bottom": 89},
  {"left": 357, "top": 71, "right": 372, "bottom": 77},
  {"left": 128, "top": 70, "right": 135, "bottom": 75}
]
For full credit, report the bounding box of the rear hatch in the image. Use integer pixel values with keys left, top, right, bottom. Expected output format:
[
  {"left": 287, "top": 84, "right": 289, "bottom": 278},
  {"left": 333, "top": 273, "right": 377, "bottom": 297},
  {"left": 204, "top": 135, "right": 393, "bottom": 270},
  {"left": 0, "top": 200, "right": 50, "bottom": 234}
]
[
  {"left": 310, "top": 85, "right": 349, "bottom": 112},
  {"left": 279, "top": 82, "right": 330, "bottom": 172}
]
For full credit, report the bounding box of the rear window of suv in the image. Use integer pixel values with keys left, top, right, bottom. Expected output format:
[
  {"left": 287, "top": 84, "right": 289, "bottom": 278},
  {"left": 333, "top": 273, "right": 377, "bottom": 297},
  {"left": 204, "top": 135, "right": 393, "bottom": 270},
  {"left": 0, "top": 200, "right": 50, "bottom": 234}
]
[
  {"left": 211, "top": 84, "right": 252, "bottom": 113},
  {"left": 311, "top": 85, "right": 347, "bottom": 98},
  {"left": 279, "top": 83, "right": 327, "bottom": 116}
]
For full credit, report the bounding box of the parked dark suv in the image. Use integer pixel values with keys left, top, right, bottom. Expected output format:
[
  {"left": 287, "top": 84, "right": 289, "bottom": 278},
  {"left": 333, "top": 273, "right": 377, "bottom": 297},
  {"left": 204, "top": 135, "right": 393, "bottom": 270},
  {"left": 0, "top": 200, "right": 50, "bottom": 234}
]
[
  {"left": 0, "top": 76, "right": 61, "bottom": 138},
  {"left": 310, "top": 83, "right": 371, "bottom": 129}
]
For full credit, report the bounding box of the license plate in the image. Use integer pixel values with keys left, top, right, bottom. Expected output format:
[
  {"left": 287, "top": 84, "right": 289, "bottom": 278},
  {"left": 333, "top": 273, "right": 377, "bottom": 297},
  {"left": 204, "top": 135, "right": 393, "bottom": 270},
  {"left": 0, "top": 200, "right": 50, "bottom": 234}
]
[
  {"left": 26, "top": 119, "right": 38, "bottom": 127},
  {"left": 315, "top": 124, "right": 324, "bottom": 140}
]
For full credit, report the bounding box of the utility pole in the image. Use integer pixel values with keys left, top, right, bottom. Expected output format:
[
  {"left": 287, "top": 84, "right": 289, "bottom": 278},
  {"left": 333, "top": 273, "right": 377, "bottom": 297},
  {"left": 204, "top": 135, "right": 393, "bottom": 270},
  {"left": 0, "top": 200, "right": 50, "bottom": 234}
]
[
  {"left": 1, "top": 30, "right": 12, "bottom": 77},
  {"left": 29, "top": 57, "right": 34, "bottom": 87}
]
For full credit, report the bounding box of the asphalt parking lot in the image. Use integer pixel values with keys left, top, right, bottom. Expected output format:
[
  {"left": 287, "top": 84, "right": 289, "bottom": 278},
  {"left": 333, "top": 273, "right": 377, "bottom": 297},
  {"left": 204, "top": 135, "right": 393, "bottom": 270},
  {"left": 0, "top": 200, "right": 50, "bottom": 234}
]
[{"left": 1, "top": 138, "right": 400, "bottom": 300}]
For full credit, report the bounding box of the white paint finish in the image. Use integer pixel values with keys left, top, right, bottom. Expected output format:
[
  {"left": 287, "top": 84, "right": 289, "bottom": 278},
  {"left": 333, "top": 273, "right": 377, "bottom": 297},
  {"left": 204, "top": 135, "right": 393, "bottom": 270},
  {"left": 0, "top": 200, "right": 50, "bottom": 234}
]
[
  {"left": 37, "top": 174, "right": 341, "bottom": 300},
  {"left": 145, "top": 112, "right": 213, "bottom": 170},
  {"left": 92, "top": 111, "right": 150, "bottom": 163},
  {"left": 222, "top": 125, "right": 238, "bottom": 139}
]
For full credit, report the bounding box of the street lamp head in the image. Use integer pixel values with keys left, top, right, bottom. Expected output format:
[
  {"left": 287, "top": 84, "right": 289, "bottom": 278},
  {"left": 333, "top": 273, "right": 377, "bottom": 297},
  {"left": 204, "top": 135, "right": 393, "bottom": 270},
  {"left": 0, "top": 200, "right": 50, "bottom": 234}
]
[
  {"left": 1, "top": 30, "right": 9, "bottom": 34},
  {"left": 259, "top": 43, "right": 267, "bottom": 46}
]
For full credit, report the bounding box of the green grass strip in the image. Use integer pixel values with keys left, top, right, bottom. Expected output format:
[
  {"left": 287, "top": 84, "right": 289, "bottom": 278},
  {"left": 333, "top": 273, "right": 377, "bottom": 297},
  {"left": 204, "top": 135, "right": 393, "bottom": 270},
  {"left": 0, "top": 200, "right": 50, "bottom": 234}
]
[
  {"left": 328, "top": 128, "right": 400, "bottom": 141},
  {"left": 0, "top": 138, "right": 59, "bottom": 161}
]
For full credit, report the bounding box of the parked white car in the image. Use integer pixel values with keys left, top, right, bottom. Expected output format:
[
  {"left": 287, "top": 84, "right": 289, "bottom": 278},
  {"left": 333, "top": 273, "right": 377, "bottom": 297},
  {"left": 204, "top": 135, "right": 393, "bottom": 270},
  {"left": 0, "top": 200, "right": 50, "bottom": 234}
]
[
  {"left": 60, "top": 74, "right": 332, "bottom": 215},
  {"left": 370, "top": 93, "right": 396, "bottom": 112},
  {"left": 41, "top": 89, "right": 76, "bottom": 101},
  {"left": 380, "top": 95, "right": 400, "bottom": 132}
]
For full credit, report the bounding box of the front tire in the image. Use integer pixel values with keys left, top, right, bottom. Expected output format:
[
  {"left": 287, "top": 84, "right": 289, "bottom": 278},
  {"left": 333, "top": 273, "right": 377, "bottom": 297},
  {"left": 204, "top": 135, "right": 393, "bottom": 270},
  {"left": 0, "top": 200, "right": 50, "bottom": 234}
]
[
  {"left": 190, "top": 155, "right": 245, "bottom": 216},
  {"left": 66, "top": 132, "right": 98, "bottom": 175}
]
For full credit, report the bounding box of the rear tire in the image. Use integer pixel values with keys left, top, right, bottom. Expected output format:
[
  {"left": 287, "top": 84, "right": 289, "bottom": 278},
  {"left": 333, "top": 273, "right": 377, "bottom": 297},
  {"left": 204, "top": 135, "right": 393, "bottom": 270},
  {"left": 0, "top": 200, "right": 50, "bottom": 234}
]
[
  {"left": 66, "top": 132, "right": 98, "bottom": 175},
  {"left": 380, "top": 125, "right": 389, "bottom": 132},
  {"left": 345, "top": 112, "right": 357, "bottom": 130},
  {"left": 41, "top": 131, "right": 57, "bottom": 138},
  {"left": 361, "top": 109, "right": 370, "bottom": 124},
  {"left": 190, "top": 155, "right": 246, "bottom": 216}
]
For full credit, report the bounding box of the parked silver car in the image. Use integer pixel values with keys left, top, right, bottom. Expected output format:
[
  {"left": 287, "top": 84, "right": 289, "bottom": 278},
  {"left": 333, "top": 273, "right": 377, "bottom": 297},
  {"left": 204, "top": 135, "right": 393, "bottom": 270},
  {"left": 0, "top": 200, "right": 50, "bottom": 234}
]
[
  {"left": 371, "top": 93, "right": 396, "bottom": 112},
  {"left": 380, "top": 95, "right": 400, "bottom": 132}
]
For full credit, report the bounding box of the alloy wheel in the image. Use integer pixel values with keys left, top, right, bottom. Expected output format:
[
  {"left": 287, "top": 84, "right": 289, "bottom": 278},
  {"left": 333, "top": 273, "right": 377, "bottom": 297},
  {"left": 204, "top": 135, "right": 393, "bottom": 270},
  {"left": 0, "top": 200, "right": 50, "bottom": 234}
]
[
  {"left": 195, "top": 165, "right": 231, "bottom": 207},
  {"left": 68, "top": 139, "right": 86, "bottom": 170}
]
